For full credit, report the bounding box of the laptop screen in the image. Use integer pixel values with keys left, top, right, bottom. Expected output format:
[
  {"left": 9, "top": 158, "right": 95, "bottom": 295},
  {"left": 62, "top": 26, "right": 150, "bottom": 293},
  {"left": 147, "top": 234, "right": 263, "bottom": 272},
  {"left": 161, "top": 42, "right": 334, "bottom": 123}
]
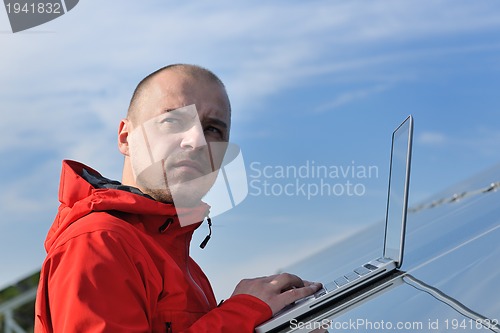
[{"left": 383, "top": 115, "right": 413, "bottom": 266}]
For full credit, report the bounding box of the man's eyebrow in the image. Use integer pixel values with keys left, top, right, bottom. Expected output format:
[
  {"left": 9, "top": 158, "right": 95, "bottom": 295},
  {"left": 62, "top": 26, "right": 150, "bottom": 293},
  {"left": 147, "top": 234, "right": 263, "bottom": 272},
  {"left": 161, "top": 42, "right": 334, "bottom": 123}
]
[
  {"left": 160, "top": 107, "right": 197, "bottom": 119},
  {"left": 161, "top": 107, "right": 195, "bottom": 114},
  {"left": 206, "top": 117, "right": 228, "bottom": 129}
]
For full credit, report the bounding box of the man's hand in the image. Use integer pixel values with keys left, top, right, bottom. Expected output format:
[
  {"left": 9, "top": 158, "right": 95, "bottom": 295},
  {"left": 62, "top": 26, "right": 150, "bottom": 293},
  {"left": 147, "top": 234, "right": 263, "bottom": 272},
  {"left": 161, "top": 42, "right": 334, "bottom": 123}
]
[{"left": 231, "top": 273, "right": 322, "bottom": 315}]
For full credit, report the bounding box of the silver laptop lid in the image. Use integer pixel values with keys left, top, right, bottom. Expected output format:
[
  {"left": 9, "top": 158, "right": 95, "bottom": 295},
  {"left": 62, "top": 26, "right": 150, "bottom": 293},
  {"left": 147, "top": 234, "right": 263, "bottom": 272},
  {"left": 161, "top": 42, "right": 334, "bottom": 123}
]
[{"left": 383, "top": 115, "right": 413, "bottom": 268}]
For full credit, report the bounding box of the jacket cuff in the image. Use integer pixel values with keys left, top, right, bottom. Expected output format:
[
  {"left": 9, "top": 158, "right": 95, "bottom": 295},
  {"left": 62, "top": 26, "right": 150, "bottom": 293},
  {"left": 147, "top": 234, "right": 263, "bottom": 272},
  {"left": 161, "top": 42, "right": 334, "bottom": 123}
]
[{"left": 219, "top": 294, "right": 273, "bottom": 326}]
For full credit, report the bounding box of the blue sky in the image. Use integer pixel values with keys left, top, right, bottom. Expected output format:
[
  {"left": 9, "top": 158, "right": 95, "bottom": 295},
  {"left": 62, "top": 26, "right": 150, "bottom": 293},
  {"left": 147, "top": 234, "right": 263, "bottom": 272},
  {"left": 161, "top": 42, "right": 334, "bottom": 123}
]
[{"left": 1, "top": 0, "right": 499, "bottom": 298}]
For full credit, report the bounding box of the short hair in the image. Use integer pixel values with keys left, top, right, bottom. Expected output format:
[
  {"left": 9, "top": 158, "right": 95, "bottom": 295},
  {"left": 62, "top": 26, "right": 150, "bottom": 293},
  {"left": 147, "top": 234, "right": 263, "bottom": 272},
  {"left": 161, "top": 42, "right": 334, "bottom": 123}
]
[{"left": 127, "top": 64, "right": 230, "bottom": 123}]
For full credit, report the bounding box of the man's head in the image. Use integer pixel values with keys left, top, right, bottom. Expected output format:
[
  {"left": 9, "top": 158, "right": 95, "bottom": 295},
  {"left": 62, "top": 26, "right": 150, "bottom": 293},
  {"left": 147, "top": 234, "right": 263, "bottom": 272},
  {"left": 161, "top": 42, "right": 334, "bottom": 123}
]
[{"left": 118, "top": 64, "right": 231, "bottom": 207}]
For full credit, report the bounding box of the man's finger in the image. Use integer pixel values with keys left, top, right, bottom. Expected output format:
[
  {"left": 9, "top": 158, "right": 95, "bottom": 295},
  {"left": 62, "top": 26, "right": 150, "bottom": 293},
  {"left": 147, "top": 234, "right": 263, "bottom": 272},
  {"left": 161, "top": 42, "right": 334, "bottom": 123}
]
[
  {"left": 279, "top": 282, "right": 322, "bottom": 306},
  {"left": 271, "top": 273, "right": 306, "bottom": 291}
]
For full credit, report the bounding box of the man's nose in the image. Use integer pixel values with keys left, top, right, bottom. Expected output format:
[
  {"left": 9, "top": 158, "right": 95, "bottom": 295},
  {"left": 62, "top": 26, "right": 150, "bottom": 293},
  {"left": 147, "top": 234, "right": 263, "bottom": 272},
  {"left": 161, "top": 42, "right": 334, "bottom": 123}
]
[{"left": 180, "top": 123, "right": 207, "bottom": 150}]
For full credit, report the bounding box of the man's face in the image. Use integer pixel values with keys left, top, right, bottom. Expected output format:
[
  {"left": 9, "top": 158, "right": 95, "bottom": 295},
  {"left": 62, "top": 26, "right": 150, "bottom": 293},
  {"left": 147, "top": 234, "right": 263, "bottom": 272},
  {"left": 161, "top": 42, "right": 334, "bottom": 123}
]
[{"left": 126, "top": 71, "right": 231, "bottom": 208}]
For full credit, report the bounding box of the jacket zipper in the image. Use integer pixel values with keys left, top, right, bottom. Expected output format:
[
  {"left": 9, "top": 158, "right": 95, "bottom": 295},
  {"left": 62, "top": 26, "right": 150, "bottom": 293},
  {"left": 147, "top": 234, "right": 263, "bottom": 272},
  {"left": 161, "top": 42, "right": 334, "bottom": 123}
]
[
  {"left": 186, "top": 262, "right": 210, "bottom": 307},
  {"left": 165, "top": 322, "right": 172, "bottom": 333},
  {"left": 184, "top": 233, "right": 211, "bottom": 308}
]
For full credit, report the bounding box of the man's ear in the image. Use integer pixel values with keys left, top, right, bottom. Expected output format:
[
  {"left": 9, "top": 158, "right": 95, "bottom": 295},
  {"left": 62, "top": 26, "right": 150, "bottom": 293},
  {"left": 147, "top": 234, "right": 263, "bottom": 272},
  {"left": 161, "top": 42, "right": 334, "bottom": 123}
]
[{"left": 118, "top": 118, "right": 131, "bottom": 156}]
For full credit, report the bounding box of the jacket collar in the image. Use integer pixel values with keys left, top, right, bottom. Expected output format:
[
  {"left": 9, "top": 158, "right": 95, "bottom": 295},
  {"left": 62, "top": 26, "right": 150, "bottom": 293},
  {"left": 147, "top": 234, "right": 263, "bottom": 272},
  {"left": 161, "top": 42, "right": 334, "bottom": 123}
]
[{"left": 45, "top": 160, "right": 210, "bottom": 251}]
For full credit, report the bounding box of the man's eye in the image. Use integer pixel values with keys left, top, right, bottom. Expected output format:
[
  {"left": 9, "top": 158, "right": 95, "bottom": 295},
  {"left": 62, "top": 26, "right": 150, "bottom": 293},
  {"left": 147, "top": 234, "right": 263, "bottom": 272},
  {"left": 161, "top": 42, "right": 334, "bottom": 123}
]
[
  {"left": 161, "top": 117, "right": 180, "bottom": 124},
  {"left": 205, "top": 126, "right": 223, "bottom": 135}
]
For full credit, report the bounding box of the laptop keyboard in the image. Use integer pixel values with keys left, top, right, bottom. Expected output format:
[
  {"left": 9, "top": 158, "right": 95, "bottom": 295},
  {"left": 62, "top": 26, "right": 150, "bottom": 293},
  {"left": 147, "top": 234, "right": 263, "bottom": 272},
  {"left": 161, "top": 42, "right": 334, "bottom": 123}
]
[
  {"left": 316, "top": 263, "right": 379, "bottom": 297},
  {"left": 354, "top": 266, "right": 371, "bottom": 276}
]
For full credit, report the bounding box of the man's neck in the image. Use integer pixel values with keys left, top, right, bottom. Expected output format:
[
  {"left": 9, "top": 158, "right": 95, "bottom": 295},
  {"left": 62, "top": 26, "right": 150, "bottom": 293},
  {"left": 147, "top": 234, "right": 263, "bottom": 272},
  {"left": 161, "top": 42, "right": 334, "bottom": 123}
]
[{"left": 121, "top": 157, "right": 137, "bottom": 188}]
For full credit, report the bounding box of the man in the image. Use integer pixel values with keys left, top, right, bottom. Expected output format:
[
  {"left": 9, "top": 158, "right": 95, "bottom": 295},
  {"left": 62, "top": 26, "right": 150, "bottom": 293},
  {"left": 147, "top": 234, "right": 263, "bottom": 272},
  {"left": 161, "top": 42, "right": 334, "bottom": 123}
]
[{"left": 35, "top": 64, "right": 321, "bottom": 332}]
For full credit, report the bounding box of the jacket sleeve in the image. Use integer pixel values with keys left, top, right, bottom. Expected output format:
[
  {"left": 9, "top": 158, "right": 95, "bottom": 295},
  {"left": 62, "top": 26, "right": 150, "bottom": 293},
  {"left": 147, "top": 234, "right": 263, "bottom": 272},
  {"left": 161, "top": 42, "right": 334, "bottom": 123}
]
[
  {"left": 179, "top": 294, "right": 272, "bottom": 333},
  {"left": 35, "top": 227, "right": 273, "bottom": 333}
]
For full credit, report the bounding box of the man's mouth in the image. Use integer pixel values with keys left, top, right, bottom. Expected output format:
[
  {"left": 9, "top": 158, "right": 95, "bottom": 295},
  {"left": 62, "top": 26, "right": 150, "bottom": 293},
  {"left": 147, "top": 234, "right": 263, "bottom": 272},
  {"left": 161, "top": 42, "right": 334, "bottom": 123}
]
[{"left": 174, "top": 160, "right": 207, "bottom": 175}]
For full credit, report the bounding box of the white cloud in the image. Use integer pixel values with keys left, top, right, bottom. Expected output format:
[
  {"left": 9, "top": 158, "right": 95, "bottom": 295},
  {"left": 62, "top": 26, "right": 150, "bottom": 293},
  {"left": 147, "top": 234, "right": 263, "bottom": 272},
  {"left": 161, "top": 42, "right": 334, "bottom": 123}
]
[
  {"left": 3, "top": 0, "right": 500, "bottom": 123},
  {"left": 418, "top": 131, "right": 449, "bottom": 146},
  {"left": 418, "top": 128, "right": 500, "bottom": 158},
  {"left": 315, "top": 84, "right": 391, "bottom": 113}
]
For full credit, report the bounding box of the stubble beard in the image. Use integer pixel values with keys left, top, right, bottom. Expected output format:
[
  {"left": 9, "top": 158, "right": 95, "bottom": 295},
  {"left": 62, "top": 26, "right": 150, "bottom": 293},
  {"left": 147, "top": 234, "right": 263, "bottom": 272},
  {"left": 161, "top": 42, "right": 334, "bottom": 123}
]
[{"left": 132, "top": 158, "right": 216, "bottom": 207}]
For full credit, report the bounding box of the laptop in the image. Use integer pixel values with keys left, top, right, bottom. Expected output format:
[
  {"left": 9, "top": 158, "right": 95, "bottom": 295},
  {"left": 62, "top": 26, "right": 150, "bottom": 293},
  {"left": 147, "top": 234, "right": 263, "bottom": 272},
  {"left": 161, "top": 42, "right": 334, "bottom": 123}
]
[{"left": 256, "top": 115, "right": 414, "bottom": 333}]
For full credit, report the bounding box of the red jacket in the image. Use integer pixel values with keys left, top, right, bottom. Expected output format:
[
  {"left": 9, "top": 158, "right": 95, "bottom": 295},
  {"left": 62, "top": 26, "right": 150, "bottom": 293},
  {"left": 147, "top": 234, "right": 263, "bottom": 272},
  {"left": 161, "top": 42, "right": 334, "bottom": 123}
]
[{"left": 35, "top": 160, "right": 272, "bottom": 332}]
